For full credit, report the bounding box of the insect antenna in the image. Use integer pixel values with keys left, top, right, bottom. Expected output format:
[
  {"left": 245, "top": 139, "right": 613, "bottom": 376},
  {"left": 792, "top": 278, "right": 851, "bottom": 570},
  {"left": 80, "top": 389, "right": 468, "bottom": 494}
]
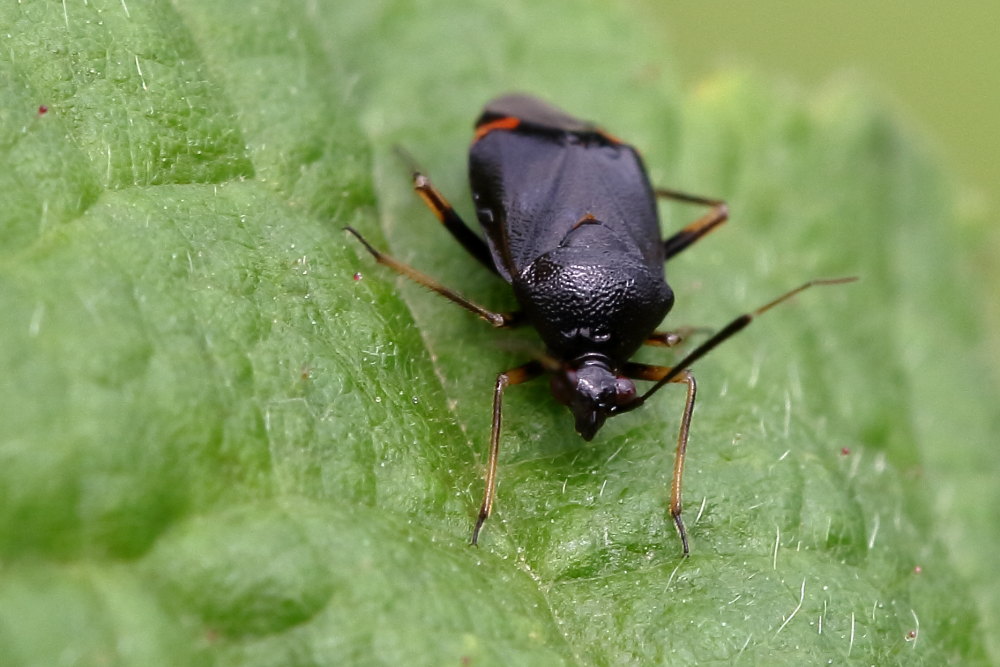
[{"left": 632, "top": 277, "right": 858, "bottom": 406}]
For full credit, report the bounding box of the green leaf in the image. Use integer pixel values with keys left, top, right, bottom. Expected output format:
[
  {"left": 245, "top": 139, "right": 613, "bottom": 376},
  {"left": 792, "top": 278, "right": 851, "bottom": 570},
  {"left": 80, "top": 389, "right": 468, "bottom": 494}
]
[{"left": 1, "top": 1, "right": 995, "bottom": 664}]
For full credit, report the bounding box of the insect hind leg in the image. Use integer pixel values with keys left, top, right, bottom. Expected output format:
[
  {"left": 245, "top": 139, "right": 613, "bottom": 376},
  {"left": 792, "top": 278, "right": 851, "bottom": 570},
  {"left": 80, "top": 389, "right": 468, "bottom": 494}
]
[
  {"left": 394, "top": 146, "right": 499, "bottom": 274},
  {"left": 655, "top": 187, "right": 729, "bottom": 260}
]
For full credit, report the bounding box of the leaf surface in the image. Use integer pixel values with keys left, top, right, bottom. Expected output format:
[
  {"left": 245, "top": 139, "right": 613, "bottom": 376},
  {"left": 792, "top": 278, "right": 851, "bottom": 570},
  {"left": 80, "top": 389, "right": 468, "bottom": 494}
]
[{"left": 0, "top": 1, "right": 994, "bottom": 664}]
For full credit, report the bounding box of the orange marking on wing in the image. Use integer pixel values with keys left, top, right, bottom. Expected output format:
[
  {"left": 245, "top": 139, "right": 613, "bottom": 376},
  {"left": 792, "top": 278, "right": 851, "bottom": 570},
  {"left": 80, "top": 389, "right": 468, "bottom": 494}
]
[
  {"left": 598, "top": 129, "right": 625, "bottom": 145},
  {"left": 473, "top": 116, "right": 521, "bottom": 142},
  {"left": 571, "top": 213, "right": 599, "bottom": 230}
]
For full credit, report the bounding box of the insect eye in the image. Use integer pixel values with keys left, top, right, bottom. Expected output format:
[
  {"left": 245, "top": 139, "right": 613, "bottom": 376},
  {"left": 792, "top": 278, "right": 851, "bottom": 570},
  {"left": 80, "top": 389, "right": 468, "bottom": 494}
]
[{"left": 614, "top": 377, "right": 637, "bottom": 405}]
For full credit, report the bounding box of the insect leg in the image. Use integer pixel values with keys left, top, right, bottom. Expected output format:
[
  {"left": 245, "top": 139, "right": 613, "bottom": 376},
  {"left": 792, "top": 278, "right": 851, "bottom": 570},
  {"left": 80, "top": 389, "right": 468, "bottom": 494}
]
[
  {"left": 472, "top": 361, "right": 544, "bottom": 545},
  {"left": 654, "top": 187, "right": 729, "bottom": 260},
  {"left": 394, "top": 147, "right": 499, "bottom": 274},
  {"left": 645, "top": 326, "right": 713, "bottom": 348},
  {"left": 624, "top": 362, "right": 696, "bottom": 556},
  {"left": 345, "top": 227, "right": 521, "bottom": 328}
]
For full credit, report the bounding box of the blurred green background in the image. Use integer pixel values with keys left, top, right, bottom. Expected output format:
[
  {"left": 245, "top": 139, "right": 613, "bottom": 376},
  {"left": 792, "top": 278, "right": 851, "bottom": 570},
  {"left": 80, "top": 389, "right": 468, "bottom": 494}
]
[
  {"left": 660, "top": 2, "right": 998, "bottom": 221},
  {"left": 657, "top": 2, "right": 1000, "bottom": 369}
]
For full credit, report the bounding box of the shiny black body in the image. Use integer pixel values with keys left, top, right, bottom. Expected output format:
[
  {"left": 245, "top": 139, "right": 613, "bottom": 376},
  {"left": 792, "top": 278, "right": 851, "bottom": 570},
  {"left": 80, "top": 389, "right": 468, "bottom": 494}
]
[
  {"left": 470, "top": 95, "right": 673, "bottom": 364},
  {"left": 345, "top": 92, "right": 847, "bottom": 553}
]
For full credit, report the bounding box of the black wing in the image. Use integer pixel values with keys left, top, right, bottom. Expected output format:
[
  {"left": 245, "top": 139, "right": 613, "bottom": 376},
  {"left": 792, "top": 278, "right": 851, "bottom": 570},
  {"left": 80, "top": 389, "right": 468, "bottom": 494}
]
[
  {"left": 477, "top": 94, "right": 598, "bottom": 135},
  {"left": 469, "top": 97, "right": 663, "bottom": 281}
]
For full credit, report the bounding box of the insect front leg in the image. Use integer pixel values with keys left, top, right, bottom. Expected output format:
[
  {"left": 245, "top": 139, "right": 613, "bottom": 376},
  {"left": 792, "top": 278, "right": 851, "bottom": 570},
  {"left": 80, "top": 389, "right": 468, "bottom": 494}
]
[
  {"left": 472, "top": 361, "right": 544, "bottom": 545},
  {"left": 623, "top": 362, "right": 696, "bottom": 556}
]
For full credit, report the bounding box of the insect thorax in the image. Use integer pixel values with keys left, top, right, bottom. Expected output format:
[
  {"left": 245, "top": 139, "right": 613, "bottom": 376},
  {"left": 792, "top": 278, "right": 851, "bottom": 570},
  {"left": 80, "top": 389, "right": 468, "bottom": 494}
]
[{"left": 514, "top": 247, "right": 673, "bottom": 363}]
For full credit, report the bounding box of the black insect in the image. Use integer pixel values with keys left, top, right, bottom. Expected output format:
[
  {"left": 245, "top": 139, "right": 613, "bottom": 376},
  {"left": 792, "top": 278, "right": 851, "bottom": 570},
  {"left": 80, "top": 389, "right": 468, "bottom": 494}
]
[{"left": 346, "top": 94, "right": 852, "bottom": 555}]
